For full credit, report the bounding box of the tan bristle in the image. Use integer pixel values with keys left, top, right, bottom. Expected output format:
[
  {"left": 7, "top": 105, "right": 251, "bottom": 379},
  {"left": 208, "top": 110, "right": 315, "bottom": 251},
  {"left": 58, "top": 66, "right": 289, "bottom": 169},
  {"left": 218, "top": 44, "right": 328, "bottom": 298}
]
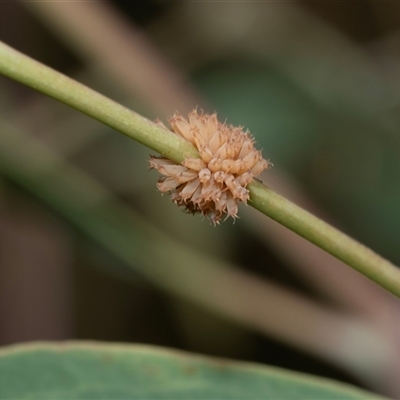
[{"left": 149, "top": 110, "right": 270, "bottom": 225}]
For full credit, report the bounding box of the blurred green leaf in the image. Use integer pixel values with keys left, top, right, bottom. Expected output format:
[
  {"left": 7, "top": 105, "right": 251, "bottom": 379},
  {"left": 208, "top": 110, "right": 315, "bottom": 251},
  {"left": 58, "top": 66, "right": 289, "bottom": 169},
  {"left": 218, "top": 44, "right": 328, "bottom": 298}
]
[
  {"left": 0, "top": 342, "right": 384, "bottom": 399},
  {"left": 194, "top": 61, "right": 318, "bottom": 172}
]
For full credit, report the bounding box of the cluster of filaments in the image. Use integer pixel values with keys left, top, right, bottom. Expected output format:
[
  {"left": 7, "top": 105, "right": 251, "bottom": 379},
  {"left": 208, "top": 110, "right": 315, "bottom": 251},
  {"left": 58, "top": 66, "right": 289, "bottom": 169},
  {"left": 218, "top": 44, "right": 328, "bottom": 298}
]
[{"left": 149, "top": 110, "right": 269, "bottom": 225}]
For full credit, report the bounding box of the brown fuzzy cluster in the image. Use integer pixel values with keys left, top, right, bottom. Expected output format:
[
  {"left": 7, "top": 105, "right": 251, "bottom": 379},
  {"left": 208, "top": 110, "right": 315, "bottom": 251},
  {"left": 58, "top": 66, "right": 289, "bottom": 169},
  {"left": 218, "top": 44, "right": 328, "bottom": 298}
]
[{"left": 149, "top": 110, "right": 270, "bottom": 225}]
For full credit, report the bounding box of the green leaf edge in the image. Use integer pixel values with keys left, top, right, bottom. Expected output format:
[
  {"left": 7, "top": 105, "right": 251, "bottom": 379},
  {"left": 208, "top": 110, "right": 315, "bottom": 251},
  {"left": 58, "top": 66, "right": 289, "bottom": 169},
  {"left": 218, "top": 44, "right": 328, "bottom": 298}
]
[{"left": 0, "top": 341, "right": 385, "bottom": 399}]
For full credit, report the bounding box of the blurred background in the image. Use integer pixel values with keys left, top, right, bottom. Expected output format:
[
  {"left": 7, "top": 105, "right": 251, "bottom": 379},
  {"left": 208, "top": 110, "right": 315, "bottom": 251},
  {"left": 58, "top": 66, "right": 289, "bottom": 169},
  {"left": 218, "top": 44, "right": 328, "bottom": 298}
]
[{"left": 1, "top": 1, "right": 400, "bottom": 397}]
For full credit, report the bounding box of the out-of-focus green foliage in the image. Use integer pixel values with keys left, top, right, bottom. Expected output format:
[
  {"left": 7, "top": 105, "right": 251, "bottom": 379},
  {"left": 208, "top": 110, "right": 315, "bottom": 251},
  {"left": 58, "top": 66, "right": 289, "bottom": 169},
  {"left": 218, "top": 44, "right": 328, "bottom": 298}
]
[{"left": 195, "top": 62, "right": 318, "bottom": 172}]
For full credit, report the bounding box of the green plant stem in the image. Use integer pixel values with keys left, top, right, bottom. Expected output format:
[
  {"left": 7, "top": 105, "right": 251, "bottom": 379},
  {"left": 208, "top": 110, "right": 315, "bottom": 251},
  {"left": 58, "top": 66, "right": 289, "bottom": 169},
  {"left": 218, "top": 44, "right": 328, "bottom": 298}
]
[
  {"left": 0, "top": 41, "right": 197, "bottom": 164},
  {"left": 1, "top": 40, "right": 400, "bottom": 298},
  {"left": 249, "top": 182, "right": 400, "bottom": 297}
]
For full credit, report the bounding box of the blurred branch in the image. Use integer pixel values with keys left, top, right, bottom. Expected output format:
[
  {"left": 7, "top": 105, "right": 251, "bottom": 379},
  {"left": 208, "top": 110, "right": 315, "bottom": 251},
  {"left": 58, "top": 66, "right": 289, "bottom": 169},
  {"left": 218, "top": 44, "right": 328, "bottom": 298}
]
[
  {"left": 0, "top": 117, "right": 393, "bottom": 387},
  {"left": 1, "top": 40, "right": 400, "bottom": 299},
  {"left": 24, "top": 0, "right": 199, "bottom": 118}
]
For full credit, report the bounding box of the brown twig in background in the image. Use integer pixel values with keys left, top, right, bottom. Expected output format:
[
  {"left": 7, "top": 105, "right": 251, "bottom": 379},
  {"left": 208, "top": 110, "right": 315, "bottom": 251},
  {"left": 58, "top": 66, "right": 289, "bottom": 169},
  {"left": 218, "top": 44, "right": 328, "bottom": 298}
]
[{"left": 25, "top": 1, "right": 200, "bottom": 118}]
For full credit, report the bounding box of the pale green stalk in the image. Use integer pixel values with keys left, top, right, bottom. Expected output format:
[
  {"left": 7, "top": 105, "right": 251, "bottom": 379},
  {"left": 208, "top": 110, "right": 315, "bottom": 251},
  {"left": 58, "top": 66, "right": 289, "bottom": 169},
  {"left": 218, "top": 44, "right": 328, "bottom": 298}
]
[
  {"left": 0, "top": 41, "right": 196, "bottom": 164},
  {"left": 249, "top": 182, "right": 400, "bottom": 297},
  {"left": 1, "top": 40, "right": 400, "bottom": 298}
]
